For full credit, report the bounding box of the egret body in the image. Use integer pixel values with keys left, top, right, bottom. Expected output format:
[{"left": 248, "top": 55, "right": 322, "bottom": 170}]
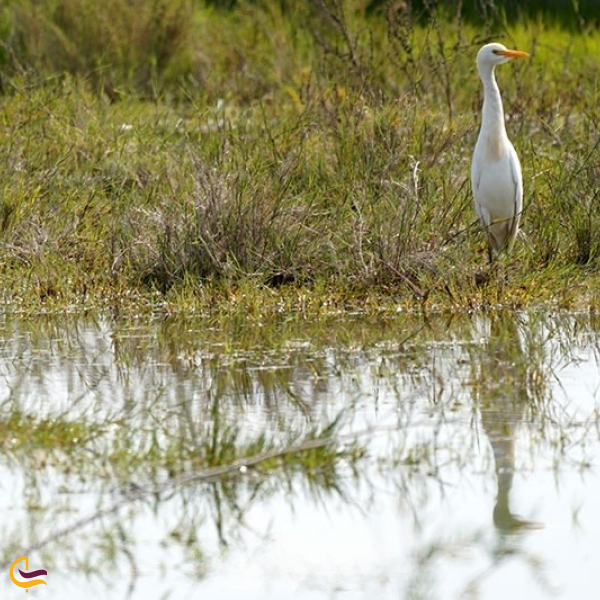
[{"left": 471, "top": 43, "right": 529, "bottom": 263}]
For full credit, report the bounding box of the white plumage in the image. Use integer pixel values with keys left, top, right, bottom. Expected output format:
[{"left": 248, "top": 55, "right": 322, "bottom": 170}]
[{"left": 471, "top": 43, "right": 529, "bottom": 263}]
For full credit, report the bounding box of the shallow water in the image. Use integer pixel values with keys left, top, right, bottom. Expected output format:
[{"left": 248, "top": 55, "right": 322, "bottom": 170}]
[{"left": 1, "top": 310, "right": 599, "bottom": 599}]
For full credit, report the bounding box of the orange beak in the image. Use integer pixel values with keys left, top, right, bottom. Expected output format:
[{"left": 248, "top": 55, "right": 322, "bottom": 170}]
[{"left": 497, "top": 49, "right": 529, "bottom": 59}]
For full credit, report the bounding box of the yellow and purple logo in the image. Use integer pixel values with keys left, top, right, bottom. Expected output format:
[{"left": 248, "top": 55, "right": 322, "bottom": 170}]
[{"left": 9, "top": 556, "right": 47, "bottom": 592}]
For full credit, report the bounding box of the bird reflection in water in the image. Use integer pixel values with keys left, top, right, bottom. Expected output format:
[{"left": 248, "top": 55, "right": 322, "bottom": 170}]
[{"left": 475, "top": 313, "right": 543, "bottom": 534}]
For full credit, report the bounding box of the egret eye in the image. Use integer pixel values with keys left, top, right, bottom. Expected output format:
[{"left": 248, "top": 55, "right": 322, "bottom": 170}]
[{"left": 492, "top": 49, "right": 500, "bottom": 55}]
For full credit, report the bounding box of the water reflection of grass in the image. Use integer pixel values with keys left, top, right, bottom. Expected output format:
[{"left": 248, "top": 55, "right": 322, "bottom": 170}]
[
  {"left": 1, "top": 417, "right": 360, "bottom": 562},
  {"left": 0, "top": 311, "right": 599, "bottom": 595},
  {"left": 0, "top": 409, "right": 364, "bottom": 586},
  {"left": 0, "top": 314, "right": 373, "bottom": 578},
  {"left": 369, "top": 310, "right": 600, "bottom": 597},
  {"left": 0, "top": 410, "right": 96, "bottom": 460}
]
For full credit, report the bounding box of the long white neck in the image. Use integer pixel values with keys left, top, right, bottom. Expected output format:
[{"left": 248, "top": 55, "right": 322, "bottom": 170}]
[{"left": 479, "top": 65, "right": 507, "bottom": 141}]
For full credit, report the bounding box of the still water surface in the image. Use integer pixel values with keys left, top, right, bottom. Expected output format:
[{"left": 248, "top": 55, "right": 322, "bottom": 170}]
[{"left": 0, "top": 310, "right": 599, "bottom": 599}]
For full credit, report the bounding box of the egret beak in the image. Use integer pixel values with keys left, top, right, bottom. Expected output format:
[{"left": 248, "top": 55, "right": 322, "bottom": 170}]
[{"left": 497, "top": 49, "right": 529, "bottom": 59}]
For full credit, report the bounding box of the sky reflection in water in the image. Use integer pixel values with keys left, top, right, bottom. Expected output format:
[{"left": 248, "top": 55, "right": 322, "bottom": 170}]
[{"left": 0, "top": 310, "right": 598, "bottom": 599}]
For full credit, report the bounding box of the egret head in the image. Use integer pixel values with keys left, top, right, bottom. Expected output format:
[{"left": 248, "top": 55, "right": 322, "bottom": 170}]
[{"left": 477, "top": 43, "right": 529, "bottom": 72}]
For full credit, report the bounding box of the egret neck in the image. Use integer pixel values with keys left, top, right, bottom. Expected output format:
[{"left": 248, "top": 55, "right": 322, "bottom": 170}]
[{"left": 478, "top": 63, "right": 507, "bottom": 161}]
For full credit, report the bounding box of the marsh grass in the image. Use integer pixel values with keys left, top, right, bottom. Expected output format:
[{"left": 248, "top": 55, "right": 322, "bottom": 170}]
[
  {"left": 6, "top": 0, "right": 195, "bottom": 97},
  {"left": 1, "top": 1, "right": 600, "bottom": 313}
]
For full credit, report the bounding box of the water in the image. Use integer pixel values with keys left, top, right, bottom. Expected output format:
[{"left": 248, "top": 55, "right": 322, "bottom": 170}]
[{"left": 0, "top": 310, "right": 599, "bottom": 599}]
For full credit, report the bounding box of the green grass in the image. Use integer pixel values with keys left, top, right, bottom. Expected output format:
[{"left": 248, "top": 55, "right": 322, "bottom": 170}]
[{"left": 1, "top": 1, "right": 600, "bottom": 314}]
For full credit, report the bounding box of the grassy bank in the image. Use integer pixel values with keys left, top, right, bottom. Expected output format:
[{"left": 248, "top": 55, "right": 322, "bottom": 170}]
[{"left": 1, "top": 1, "right": 600, "bottom": 315}]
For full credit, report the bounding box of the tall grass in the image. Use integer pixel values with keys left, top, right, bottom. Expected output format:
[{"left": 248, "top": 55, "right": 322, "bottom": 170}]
[
  {"left": 0, "top": 1, "right": 600, "bottom": 310},
  {"left": 4, "top": 0, "right": 195, "bottom": 97}
]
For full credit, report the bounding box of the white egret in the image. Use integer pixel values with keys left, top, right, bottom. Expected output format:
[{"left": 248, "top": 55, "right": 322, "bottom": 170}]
[{"left": 471, "top": 43, "right": 529, "bottom": 263}]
